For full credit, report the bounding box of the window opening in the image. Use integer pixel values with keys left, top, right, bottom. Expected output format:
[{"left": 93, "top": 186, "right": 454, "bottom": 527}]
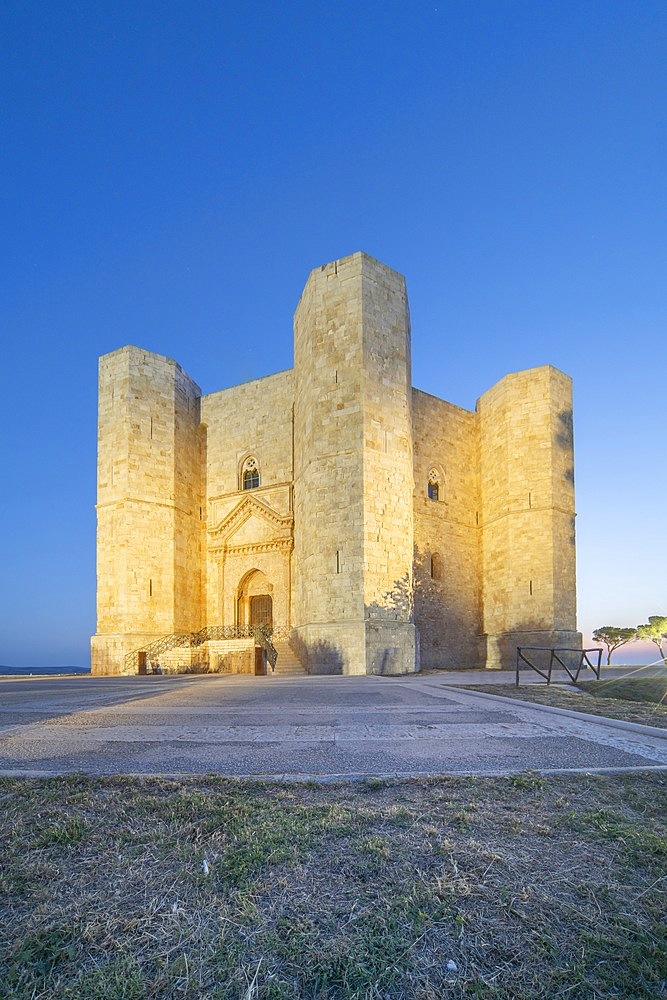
[
  {"left": 427, "top": 468, "right": 441, "bottom": 501},
  {"left": 241, "top": 456, "right": 260, "bottom": 490}
]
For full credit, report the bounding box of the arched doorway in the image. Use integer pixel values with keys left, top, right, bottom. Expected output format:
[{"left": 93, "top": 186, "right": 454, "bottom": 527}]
[{"left": 236, "top": 569, "right": 273, "bottom": 629}]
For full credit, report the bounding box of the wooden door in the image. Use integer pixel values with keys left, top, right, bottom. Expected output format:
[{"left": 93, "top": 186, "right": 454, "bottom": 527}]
[{"left": 250, "top": 594, "right": 273, "bottom": 628}]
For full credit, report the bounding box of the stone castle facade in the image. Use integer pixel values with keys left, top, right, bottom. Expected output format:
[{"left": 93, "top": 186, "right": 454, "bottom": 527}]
[{"left": 91, "top": 252, "right": 581, "bottom": 676}]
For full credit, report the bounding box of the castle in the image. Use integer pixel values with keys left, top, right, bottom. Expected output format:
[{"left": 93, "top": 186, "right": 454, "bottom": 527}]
[{"left": 91, "top": 252, "right": 581, "bottom": 676}]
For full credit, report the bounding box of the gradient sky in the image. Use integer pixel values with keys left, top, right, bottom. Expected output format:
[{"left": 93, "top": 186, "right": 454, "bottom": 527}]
[{"left": 1, "top": 1, "right": 665, "bottom": 667}]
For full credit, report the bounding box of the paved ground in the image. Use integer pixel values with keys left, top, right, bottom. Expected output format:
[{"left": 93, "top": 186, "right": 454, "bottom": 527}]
[{"left": 0, "top": 671, "right": 665, "bottom": 779}]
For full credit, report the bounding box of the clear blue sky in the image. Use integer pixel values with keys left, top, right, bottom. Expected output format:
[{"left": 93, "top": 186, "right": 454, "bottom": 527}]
[{"left": 1, "top": 1, "right": 664, "bottom": 666}]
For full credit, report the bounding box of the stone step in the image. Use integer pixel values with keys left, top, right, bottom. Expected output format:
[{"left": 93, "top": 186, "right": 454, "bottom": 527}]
[{"left": 271, "top": 642, "right": 306, "bottom": 676}]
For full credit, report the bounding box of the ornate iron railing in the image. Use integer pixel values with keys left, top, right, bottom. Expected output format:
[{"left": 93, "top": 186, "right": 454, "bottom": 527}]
[
  {"left": 124, "top": 624, "right": 290, "bottom": 672},
  {"left": 252, "top": 626, "right": 278, "bottom": 671}
]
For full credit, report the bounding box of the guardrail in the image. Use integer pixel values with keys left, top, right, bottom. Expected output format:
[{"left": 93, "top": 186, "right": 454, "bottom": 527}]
[{"left": 516, "top": 647, "right": 602, "bottom": 687}]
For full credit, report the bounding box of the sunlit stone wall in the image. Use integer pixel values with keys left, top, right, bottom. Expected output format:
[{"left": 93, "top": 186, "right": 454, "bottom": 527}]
[
  {"left": 92, "top": 346, "right": 203, "bottom": 674},
  {"left": 412, "top": 391, "right": 481, "bottom": 668},
  {"left": 201, "top": 371, "right": 294, "bottom": 631},
  {"left": 477, "top": 365, "right": 582, "bottom": 668},
  {"left": 292, "top": 253, "right": 418, "bottom": 675}
]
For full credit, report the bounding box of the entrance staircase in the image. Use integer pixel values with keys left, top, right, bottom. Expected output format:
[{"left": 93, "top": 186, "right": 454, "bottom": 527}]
[
  {"left": 271, "top": 641, "right": 307, "bottom": 677},
  {"left": 124, "top": 625, "right": 306, "bottom": 676}
]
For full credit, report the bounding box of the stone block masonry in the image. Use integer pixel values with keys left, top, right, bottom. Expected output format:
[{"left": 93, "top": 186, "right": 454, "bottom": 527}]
[
  {"left": 292, "top": 254, "right": 417, "bottom": 675},
  {"left": 92, "top": 347, "right": 204, "bottom": 674},
  {"left": 92, "top": 252, "right": 580, "bottom": 675},
  {"left": 477, "top": 366, "right": 581, "bottom": 666}
]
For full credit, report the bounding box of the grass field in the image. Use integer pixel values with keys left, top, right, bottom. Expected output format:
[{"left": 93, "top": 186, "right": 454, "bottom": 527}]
[
  {"left": 1, "top": 772, "right": 665, "bottom": 999},
  {"left": 577, "top": 676, "right": 667, "bottom": 705}
]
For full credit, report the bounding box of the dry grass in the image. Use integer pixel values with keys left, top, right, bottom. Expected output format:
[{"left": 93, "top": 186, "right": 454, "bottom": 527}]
[
  {"left": 463, "top": 680, "right": 667, "bottom": 729},
  {"left": 0, "top": 773, "right": 665, "bottom": 998},
  {"left": 577, "top": 676, "right": 667, "bottom": 705}
]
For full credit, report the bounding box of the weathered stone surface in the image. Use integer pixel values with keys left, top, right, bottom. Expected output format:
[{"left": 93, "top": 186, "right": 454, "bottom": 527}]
[
  {"left": 92, "top": 253, "right": 580, "bottom": 675},
  {"left": 476, "top": 366, "right": 581, "bottom": 666}
]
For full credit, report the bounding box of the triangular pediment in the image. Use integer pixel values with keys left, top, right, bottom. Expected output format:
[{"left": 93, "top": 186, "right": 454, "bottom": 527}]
[{"left": 208, "top": 494, "right": 293, "bottom": 551}]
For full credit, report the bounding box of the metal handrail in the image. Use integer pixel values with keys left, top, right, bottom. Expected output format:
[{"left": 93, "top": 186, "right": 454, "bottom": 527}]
[{"left": 252, "top": 625, "right": 278, "bottom": 671}]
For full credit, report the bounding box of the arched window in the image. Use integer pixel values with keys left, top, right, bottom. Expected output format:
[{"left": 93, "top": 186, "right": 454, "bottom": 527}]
[
  {"left": 241, "top": 456, "right": 260, "bottom": 490},
  {"left": 427, "top": 468, "right": 441, "bottom": 501}
]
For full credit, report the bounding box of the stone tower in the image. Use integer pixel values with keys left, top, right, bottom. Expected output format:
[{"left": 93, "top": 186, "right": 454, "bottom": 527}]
[
  {"left": 477, "top": 366, "right": 581, "bottom": 666},
  {"left": 292, "top": 253, "right": 418, "bottom": 674},
  {"left": 91, "top": 346, "right": 204, "bottom": 673}
]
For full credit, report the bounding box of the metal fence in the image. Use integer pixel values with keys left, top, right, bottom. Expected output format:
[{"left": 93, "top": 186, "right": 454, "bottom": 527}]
[{"left": 516, "top": 647, "right": 602, "bottom": 687}]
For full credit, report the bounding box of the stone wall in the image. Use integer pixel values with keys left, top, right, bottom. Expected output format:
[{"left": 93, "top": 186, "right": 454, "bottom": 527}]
[
  {"left": 292, "top": 253, "right": 417, "bottom": 675},
  {"left": 208, "top": 639, "right": 255, "bottom": 674},
  {"left": 92, "top": 346, "right": 203, "bottom": 674},
  {"left": 201, "top": 371, "right": 295, "bottom": 629},
  {"left": 412, "top": 390, "right": 481, "bottom": 668},
  {"left": 477, "top": 365, "right": 581, "bottom": 668}
]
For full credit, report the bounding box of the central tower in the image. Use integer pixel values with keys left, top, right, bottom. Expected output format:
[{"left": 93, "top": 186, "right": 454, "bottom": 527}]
[{"left": 292, "top": 252, "right": 418, "bottom": 674}]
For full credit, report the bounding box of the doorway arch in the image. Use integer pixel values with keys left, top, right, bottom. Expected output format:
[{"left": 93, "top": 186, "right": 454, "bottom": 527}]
[{"left": 236, "top": 569, "right": 273, "bottom": 628}]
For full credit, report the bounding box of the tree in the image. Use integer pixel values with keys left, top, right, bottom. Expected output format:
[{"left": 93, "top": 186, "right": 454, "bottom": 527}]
[
  {"left": 592, "top": 626, "right": 637, "bottom": 665},
  {"left": 636, "top": 616, "right": 667, "bottom": 662}
]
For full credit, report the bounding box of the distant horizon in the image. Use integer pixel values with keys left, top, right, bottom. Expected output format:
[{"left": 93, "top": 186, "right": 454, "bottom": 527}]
[
  {"left": 0, "top": 664, "right": 90, "bottom": 674},
  {"left": 2, "top": 642, "right": 663, "bottom": 673}
]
